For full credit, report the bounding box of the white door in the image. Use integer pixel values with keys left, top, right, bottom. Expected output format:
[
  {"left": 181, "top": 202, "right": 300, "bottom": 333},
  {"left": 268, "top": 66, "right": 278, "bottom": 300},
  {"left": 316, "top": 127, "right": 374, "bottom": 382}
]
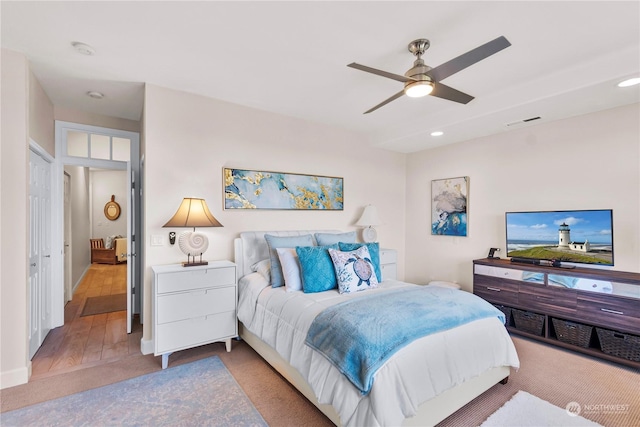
[
  {"left": 64, "top": 172, "right": 72, "bottom": 302},
  {"left": 29, "top": 149, "right": 53, "bottom": 359}
]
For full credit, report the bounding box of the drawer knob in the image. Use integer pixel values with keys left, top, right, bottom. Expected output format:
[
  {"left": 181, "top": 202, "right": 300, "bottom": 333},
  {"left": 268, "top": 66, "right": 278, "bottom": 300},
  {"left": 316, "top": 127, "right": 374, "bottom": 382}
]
[{"left": 487, "top": 287, "right": 501, "bottom": 292}]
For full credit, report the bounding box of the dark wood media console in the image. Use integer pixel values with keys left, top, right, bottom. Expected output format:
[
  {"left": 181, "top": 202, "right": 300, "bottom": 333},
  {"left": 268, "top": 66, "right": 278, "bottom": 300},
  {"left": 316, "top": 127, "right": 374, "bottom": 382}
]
[{"left": 473, "top": 258, "right": 640, "bottom": 368}]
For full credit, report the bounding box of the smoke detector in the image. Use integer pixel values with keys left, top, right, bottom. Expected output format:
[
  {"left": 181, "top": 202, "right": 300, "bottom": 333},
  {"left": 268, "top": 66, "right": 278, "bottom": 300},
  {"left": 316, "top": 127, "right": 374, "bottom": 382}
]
[
  {"left": 71, "top": 41, "right": 95, "bottom": 56},
  {"left": 86, "top": 91, "right": 104, "bottom": 99}
]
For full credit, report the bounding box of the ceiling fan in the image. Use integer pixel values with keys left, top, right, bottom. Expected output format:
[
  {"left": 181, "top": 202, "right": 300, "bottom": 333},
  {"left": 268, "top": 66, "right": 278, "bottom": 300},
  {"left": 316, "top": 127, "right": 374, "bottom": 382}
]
[{"left": 348, "top": 36, "right": 511, "bottom": 114}]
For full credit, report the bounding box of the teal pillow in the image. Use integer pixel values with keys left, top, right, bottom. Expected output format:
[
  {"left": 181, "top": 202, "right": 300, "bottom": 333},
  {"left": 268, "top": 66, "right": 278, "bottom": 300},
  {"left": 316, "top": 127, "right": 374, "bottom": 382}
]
[
  {"left": 338, "top": 242, "right": 381, "bottom": 282},
  {"left": 314, "top": 231, "right": 357, "bottom": 246},
  {"left": 265, "top": 234, "right": 314, "bottom": 288},
  {"left": 296, "top": 244, "right": 339, "bottom": 293}
]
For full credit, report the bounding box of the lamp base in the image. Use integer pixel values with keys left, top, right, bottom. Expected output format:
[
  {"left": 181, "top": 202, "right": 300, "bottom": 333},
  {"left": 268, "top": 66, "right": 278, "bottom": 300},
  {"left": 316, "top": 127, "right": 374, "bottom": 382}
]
[
  {"left": 182, "top": 260, "right": 208, "bottom": 267},
  {"left": 362, "top": 227, "right": 378, "bottom": 243}
]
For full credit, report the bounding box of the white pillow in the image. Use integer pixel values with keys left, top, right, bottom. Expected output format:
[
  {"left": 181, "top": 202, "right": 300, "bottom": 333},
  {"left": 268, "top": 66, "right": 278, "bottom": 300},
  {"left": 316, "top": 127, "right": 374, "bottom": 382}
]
[
  {"left": 276, "top": 247, "right": 303, "bottom": 292},
  {"left": 250, "top": 259, "right": 271, "bottom": 283}
]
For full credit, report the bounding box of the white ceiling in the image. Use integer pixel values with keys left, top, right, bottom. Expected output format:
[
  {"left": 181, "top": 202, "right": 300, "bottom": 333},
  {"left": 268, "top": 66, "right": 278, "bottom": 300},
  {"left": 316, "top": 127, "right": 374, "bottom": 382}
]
[{"left": 2, "top": 1, "right": 639, "bottom": 153}]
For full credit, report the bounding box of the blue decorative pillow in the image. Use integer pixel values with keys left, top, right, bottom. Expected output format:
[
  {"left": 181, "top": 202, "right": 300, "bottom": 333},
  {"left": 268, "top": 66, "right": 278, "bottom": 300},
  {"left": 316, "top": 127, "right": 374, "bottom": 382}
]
[
  {"left": 296, "top": 244, "right": 339, "bottom": 293},
  {"left": 314, "top": 231, "right": 357, "bottom": 246},
  {"left": 329, "top": 246, "right": 379, "bottom": 294},
  {"left": 264, "top": 234, "right": 314, "bottom": 288},
  {"left": 338, "top": 242, "right": 381, "bottom": 282}
]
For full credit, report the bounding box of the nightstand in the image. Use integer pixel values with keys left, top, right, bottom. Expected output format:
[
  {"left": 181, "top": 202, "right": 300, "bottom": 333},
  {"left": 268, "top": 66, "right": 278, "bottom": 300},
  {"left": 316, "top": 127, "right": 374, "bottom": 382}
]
[
  {"left": 152, "top": 260, "right": 237, "bottom": 369},
  {"left": 379, "top": 248, "right": 397, "bottom": 280}
]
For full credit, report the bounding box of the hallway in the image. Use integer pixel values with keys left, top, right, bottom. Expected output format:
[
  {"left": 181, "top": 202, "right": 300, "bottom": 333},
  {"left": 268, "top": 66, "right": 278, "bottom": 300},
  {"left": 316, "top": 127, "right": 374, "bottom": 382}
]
[{"left": 30, "top": 263, "right": 141, "bottom": 380}]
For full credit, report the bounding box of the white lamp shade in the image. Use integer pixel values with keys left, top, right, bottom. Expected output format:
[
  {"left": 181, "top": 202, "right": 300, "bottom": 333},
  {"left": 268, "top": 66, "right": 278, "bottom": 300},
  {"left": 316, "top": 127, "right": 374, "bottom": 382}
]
[{"left": 356, "top": 205, "right": 381, "bottom": 227}]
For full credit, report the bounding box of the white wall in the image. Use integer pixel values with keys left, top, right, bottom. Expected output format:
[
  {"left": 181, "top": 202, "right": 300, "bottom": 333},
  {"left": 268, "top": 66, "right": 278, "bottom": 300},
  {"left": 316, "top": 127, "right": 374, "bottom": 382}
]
[
  {"left": 405, "top": 103, "right": 640, "bottom": 291},
  {"left": 0, "top": 49, "right": 30, "bottom": 388},
  {"left": 91, "top": 170, "right": 128, "bottom": 241},
  {"left": 64, "top": 165, "right": 91, "bottom": 287},
  {"left": 142, "top": 84, "right": 407, "bottom": 342}
]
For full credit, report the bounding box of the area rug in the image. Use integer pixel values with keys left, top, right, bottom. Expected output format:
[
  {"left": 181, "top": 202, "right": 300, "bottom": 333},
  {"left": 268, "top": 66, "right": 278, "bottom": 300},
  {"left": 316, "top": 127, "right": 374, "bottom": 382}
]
[
  {"left": 80, "top": 293, "right": 127, "bottom": 316},
  {"left": 480, "top": 390, "right": 603, "bottom": 427},
  {"left": 0, "top": 356, "right": 267, "bottom": 426}
]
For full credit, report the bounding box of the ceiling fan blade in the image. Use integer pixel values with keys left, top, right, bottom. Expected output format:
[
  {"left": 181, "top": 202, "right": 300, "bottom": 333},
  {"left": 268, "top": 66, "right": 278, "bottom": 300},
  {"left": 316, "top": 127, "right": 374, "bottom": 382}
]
[
  {"left": 430, "top": 83, "right": 474, "bottom": 104},
  {"left": 364, "top": 90, "right": 406, "bottom": 114},
  {"left": 427, "top": 36, "right": 511, "bottom": 82},
  {"left": 348, "top": 63, "right": 414, "bottom": 83}
]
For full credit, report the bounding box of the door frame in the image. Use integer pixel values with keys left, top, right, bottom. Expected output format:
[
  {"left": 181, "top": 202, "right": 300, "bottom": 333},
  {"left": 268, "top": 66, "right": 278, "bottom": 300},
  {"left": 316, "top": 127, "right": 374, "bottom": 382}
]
[{"left": 51, "top": 121, "right": 141, "bottom": 328}]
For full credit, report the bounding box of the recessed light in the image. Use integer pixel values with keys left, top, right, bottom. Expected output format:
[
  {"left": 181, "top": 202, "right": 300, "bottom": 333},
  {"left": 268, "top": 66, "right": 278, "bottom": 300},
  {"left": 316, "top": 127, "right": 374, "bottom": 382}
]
[
  {"left": 71, "top": 41, "right": 95, "bottom": 56},
  {"left": 87, "top": 91, "right": 104, "bottom": 99},
  {"left": 431, "top": 131, "right": 444, "bottom": 137},
  {"left": 617, "top": 77, "right": 640, "bottom": 88}
]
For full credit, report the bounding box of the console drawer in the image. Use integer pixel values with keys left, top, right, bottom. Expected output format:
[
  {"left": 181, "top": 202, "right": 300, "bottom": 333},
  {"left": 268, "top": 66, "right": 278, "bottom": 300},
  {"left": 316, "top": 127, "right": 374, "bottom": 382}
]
[
  {"left": 577, "top": 293, "right": 640, "bottom": 334},
  {"left": 519, "top": 283, "right": 577, "bottom": 317},
  {"left": 474, "top": 276, "right": 519, "bottom": 306},
  {"left": 474, "top": 264, "right": 536, "bottom": 282}
]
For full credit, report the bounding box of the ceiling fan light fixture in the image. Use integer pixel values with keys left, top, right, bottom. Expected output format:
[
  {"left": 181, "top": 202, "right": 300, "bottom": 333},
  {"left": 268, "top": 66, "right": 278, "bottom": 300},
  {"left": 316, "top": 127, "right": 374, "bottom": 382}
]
[{"left": 404, "top": 80, "right": 434, "bottom": 98}]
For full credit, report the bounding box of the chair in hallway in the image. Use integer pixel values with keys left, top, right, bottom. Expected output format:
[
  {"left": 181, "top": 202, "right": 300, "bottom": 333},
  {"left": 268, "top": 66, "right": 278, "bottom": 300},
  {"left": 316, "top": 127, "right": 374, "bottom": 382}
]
[{"left": 90, "top": 238, "right": 117, "bottom": 264}]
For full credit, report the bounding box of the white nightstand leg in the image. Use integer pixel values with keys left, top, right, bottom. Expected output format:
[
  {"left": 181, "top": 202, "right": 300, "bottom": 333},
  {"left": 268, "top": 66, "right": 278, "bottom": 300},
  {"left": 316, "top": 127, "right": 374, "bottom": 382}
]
[
  {"left": 225, "top": 338, "right": 232, "bottom": 352},
  {"left": 162, "top": 352, "right": 172, "bottom": 369}
]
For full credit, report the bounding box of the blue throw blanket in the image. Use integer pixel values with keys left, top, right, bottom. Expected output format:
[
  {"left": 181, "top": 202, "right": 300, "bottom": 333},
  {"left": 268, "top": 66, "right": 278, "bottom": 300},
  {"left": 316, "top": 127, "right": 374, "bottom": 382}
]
[{"left": 305, "top": 286, "right": 505, "bottom": 395}]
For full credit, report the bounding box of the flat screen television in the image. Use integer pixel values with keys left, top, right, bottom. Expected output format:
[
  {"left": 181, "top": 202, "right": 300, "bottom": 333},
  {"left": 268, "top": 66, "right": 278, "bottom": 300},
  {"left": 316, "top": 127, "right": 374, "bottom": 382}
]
[{"left": 505, "top": 209, "right": 613, "bottom": 267}]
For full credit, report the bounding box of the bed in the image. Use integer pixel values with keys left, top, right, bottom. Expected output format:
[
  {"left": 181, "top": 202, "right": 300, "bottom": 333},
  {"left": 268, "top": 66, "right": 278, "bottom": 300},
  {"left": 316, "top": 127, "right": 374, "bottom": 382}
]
[{"left": 234, "top": 230, "right": 519, "bottom": 426}]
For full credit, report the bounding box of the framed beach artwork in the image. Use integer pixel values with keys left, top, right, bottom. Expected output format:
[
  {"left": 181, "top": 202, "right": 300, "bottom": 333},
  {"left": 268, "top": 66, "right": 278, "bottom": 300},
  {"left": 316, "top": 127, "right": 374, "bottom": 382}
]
[
  {"left": 224, "top": 168, "right": 344, "bottom": 210},
  {"left": 431, "top": 176, "right": 469, "bottom": 236}
]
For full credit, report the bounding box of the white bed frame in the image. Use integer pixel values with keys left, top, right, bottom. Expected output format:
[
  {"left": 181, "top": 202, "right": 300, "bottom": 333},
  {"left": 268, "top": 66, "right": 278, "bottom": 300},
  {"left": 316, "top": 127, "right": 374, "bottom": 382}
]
[{"left": 234, "top": 231, "right": 510, "bottom": 426}]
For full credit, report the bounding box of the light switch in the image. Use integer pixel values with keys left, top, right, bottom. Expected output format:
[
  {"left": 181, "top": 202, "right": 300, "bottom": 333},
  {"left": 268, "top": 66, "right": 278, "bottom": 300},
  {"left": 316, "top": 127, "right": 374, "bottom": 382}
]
[{"left": 151, "top": 235, "right": 164, "bottom": 246}]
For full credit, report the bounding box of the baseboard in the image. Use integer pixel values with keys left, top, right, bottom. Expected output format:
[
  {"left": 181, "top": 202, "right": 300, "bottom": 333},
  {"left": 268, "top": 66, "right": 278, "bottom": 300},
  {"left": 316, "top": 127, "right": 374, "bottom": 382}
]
[
  {"left": 1, "top": 365, "right": 30, "bottom": 389},
  {"left": 140, "top": 337, "right": 154, "bottom": 355}
]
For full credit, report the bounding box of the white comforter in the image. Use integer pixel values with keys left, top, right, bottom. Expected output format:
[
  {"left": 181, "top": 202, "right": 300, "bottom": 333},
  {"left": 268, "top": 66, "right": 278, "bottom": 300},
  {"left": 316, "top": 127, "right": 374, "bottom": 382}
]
[{"left": 238, "top": 273, "right": 520, "bottom": 427}]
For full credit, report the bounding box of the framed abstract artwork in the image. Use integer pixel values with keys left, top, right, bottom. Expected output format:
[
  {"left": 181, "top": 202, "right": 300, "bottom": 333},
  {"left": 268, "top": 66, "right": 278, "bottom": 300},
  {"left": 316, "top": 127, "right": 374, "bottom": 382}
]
[
  {"left": 224, "top": 168, "right": 344, "bottom": 210},
  {"left": 431, "top": 176, "right": 469, "bottom": 236}
]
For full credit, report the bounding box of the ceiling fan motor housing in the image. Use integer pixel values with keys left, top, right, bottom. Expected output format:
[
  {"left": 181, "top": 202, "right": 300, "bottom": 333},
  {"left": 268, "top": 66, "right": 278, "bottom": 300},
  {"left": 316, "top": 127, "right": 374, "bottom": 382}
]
[{"left": 408, "top": 39, "right": 430, "bottom": 58}]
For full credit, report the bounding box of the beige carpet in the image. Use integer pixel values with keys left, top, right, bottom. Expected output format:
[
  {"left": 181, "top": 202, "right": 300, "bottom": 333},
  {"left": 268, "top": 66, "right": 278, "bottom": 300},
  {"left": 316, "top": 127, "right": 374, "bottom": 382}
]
[
  {"left": 438, "top": 336, "right": 640, "bottom": 427},
  {"left": 2, "top": 336, "right": 639, "bottom": 427},
  {"left": 80, "top": 293, "right": 127, "bottom": 317}
]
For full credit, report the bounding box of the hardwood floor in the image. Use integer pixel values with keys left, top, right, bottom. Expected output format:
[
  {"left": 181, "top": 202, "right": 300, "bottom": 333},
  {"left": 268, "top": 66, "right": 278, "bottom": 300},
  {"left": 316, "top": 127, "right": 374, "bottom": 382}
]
[{"left": 30, "top": 263, "right": 142, "bottom": 380}]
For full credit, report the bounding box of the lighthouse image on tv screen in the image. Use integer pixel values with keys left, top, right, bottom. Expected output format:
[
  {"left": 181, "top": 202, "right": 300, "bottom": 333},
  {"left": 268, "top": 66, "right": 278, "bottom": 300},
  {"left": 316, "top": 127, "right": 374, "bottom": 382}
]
[{"left": 505, "top": 209, "right": 613, "bottom": 266}]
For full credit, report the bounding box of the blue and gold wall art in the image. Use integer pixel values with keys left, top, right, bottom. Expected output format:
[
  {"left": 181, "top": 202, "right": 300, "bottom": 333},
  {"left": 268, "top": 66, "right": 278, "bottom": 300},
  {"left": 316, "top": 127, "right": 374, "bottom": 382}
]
[
  {"left": 224, "top": 168, "right": 344, "bottom": 210},
  {"left": 431, "top": 176, "right": 468, "bottom": 236}
]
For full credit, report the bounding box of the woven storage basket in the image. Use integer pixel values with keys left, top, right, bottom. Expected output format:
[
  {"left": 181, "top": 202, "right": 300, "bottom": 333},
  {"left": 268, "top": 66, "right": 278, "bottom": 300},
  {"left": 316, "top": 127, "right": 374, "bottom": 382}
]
[
  {"left": 552, "top": 318, "right": 593, "bottom": 348},
  {"left": 512, "top": 308, "right": 544, "bottom": 336},
  {"left": 493, "top": 304, "right": 512, "bottom": 326},
  {"left": 596, "top": 328, "right": 640, "bottom": 362}
]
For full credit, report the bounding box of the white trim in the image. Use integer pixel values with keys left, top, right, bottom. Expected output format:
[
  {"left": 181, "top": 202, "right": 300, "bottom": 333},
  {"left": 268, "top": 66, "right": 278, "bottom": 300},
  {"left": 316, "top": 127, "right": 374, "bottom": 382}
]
[
  {"left": 0, "top": 366, "right": 30, "bottom": 390},
  {"left": 53, "top": 121, "right": 141, "bottom": 328},
  {"left": 140, "top": 337, "right": 154, "bottom": 355}
]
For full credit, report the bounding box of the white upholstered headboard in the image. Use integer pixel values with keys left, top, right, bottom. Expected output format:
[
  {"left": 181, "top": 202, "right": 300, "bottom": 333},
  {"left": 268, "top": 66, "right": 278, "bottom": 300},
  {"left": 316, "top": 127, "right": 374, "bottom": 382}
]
[{"left": 234, "top": 230, "right": 341, "bottom": 278}]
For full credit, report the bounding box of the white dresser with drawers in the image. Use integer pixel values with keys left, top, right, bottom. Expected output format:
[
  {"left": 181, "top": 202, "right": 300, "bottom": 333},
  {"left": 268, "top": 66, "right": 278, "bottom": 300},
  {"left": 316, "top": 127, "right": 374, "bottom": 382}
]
[
  {"left": 152, "top": 260, "right": 237, "bottom": 369},
  {"left": 379, "top": 248, "right": 398, "bottom": 281}
]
